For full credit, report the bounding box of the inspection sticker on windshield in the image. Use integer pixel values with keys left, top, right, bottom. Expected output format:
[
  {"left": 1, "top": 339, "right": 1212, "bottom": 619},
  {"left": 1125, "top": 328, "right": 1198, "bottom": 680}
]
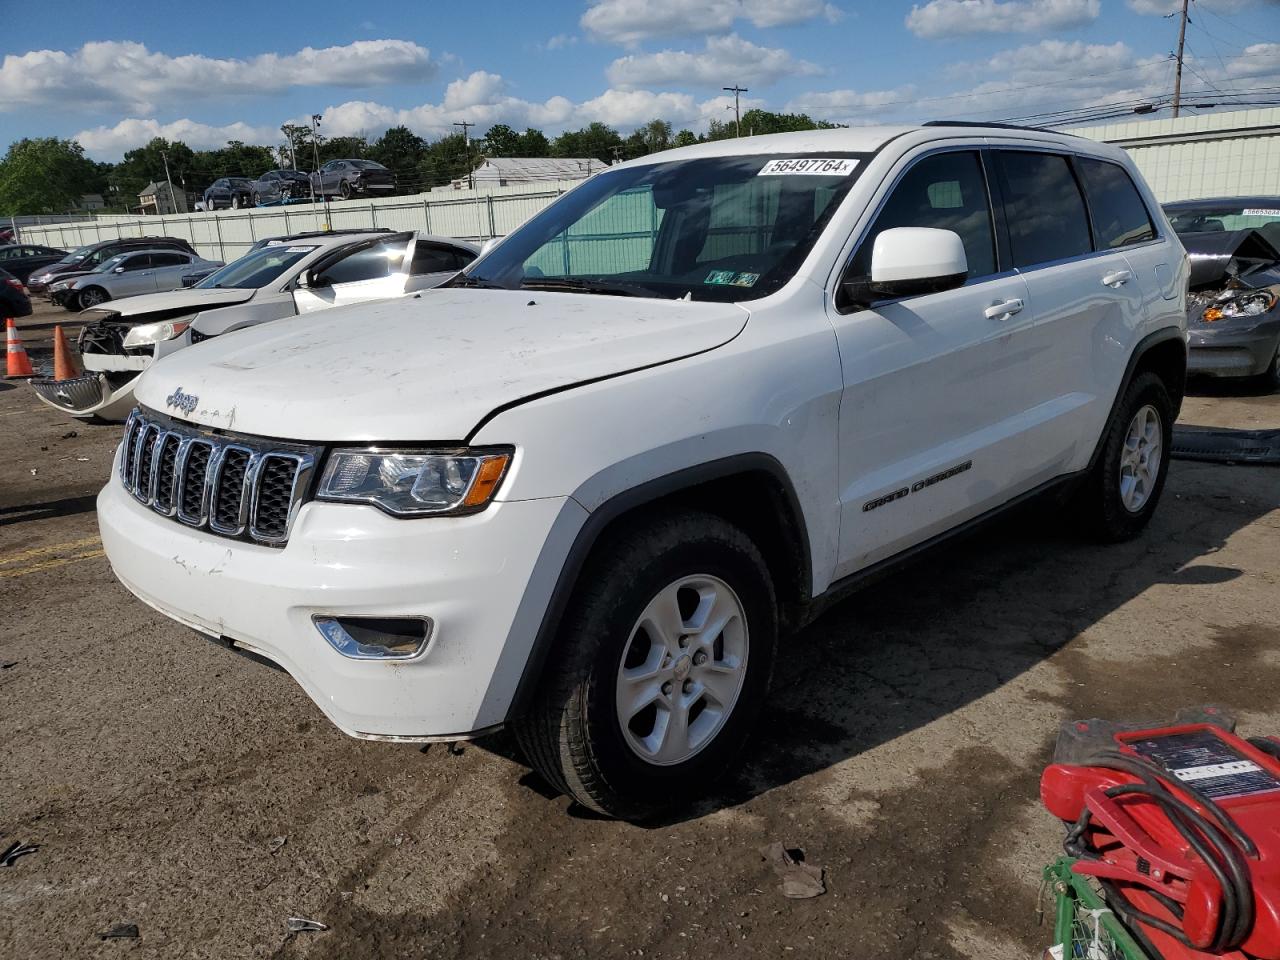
[
  {"left": 705, "top": 270, "right": 759, "bottom": 287},
  {"left": 757, "top": 158, "right": 857, "bottom": 177}
]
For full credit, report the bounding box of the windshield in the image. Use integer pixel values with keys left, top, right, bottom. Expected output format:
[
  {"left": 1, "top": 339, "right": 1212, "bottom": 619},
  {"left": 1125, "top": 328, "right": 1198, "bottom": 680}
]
[
  {"left": 454, "top": 153, "right": 866, "bottom": 302},
  {"left": 93, "top": 254, "right": 130, "bottom": 273},
  {"left": 1167, "top": 204, "right": 1280, "bottom": 235},
  {"left": 196, "top": 244, "right": 318, "bottom": 289},
  {"left": 58, "top": 244, "right": 95, "bottom": 264}
]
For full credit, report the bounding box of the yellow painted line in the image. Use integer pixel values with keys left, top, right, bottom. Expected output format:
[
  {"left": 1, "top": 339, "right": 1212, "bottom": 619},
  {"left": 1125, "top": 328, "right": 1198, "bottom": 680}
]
[
  {"left": 0, "top": 548, "right": 105, "bottom": 579},
  {"left": 0, "top": 536, "right": 102, "bottom": 567}
]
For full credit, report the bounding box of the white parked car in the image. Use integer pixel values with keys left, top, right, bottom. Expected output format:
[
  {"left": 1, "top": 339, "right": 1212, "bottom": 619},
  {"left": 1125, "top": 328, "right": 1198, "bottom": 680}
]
[
  {"left": 51, "top": 249, "right": 223, "bottom": 311},
  {"left": 99, "top": 124, "right": 1187, "bottom": 820},
  {"left": 31, "top": 230, "right": 477, "bottom": 420}
]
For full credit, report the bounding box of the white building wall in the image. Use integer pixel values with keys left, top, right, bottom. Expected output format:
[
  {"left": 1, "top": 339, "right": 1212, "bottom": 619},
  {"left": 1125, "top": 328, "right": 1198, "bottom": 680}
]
[
  {"left": 1074, "top": 107, "right": 1280, "bottom": 202},
  {"left": 15, "top": 180, "right": 587, "bottom": 260}
]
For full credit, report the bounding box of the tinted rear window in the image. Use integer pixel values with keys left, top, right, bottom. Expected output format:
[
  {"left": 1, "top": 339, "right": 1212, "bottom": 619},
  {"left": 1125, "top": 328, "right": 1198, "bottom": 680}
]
[
  {"left": 998, "top": 151, "right": 1093, "bottom": 268},
  {"left": 1077, "top": 158, "right": 1155, "bottom": 249}
]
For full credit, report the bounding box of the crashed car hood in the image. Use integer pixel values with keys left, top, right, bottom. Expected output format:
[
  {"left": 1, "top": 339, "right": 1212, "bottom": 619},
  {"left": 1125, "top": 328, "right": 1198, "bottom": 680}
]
[
  {"left": 1181, "top": 229, "right": 1280, "bottom": 289},
  {"left": 93, "top": 287, "right": 257, "bottom": 318},
  {"left": 134, "top": 289, "right": 748, "bottom": 441}
]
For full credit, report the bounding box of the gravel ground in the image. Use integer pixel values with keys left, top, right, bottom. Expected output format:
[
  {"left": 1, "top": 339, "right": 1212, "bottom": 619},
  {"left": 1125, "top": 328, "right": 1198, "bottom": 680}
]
[{"left": 2, "top": 303, "right": 1278, "bottom": 959}]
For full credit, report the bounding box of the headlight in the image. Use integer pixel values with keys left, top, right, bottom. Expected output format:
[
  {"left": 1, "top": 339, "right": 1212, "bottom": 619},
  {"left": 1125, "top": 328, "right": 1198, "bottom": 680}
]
[
  {"left": 122, "top": 320, "right": 191, "bottom": 349},
  {"left": 317, "top": 448, "right": 511, "bottom": 516},
  {"left": 1203, "top": 289, "right": 1278, "bottom": 322},
  {"left": 50, "top": 279, "right": 72, "bottom": 291}
]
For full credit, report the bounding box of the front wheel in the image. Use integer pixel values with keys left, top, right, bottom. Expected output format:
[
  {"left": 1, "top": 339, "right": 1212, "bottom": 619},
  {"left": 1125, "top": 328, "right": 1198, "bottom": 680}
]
[
  {"left": 1072, "top": 371, "right": 1173, "bottom": 541},
  {"left": 514, "top": 511, "right": 777, "bottom": 821},
  {"left": 230, "top": 195, "right": 242, "bottom": 209},
  {"left": 251, "top": 192, "right": 262, "bottom": 206},
  {"left": 75, "top": 286, "right": 109, "bottom": 310}
]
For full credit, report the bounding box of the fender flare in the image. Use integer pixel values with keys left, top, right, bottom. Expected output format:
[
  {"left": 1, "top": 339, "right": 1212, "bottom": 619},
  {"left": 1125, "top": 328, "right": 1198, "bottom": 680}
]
[
  {"left": 504, "top": 452, "right": 811, "bottom": 721},
  {"left": 1085, "top": 325, "right": 1187, "bottom": 473}
]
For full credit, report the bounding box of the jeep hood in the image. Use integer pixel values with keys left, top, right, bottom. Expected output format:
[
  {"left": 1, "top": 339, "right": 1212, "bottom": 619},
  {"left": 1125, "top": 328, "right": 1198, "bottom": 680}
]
[
  {"left": 97, "top": 287, "right": 257, "bottom": 318},
  {"left": 134, "top": 289, "right": 748, "bottom": 441}
]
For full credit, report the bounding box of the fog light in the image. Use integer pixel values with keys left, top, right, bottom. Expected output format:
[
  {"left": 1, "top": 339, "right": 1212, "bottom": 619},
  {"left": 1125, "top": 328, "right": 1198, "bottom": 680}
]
[{"left": 313, "top": 615, "right": 432, "bottom": 660}]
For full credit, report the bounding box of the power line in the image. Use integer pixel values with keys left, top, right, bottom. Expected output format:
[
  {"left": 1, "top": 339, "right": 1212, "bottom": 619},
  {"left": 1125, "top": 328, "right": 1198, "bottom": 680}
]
[{"left": 723, "top": 85, "right": 748, "bottom": 138}]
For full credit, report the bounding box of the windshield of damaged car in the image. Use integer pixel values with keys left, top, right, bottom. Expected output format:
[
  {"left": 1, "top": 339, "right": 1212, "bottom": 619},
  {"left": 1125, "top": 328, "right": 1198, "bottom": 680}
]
[
  {"left": 1167, "top": 204, "right": 1280, "bottom": 236},
  {"left": 58, "top": 245, "right": 95, "bottom": 264},
  {"left": 195, "top": 245, "right": 318, "bottom": 289},
  {"left": 453, "top": 154, "right": 867, "bottom": 301}
]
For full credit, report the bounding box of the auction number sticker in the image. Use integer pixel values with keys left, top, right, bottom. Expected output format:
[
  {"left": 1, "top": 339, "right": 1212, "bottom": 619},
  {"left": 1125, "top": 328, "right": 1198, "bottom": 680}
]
[
  {"left": 1243, "top": 208, "right": 1280, "bottom": 216},
  {"left": 757, "top": 157, "right": 858, "bottom": 177}
]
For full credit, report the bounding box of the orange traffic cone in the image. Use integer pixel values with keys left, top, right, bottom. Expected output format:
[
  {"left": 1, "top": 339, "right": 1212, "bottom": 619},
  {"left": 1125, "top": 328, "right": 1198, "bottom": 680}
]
[
  {"left": 52, "top": 324, "right": 80, "bottom": 380},
  {"left": 5, "top": 318, "right": 34, "bottom": 378}
]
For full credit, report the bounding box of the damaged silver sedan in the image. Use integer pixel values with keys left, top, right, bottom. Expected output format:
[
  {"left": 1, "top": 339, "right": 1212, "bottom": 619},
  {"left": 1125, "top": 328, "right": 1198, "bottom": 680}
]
[{"left": 1164, "top": 197, "right": 1280, "bottom": 388}]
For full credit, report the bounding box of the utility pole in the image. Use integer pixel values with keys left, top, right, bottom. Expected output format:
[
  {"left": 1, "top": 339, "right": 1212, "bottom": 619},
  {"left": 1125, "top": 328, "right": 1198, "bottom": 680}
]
[
  {"left": 1172, "top": 0, "right": 1190, "bottom": 118},
  {"left": 454, "top": 120, "right": 475, "bottom": 189},
  {"left": 311, "top": 113, "right": 330, "bottom": 224},
  {"left": 723, "top": 85, "right": 749, "bottom": 138},
  {"left": 160, "top": 150, "right": 178, "bottom": 215}
]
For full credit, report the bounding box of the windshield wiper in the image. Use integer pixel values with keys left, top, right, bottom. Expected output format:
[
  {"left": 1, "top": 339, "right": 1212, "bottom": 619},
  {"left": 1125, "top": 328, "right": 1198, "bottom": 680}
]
[
  {"left": 519, "top": 277, "right": 645, "bottom": 297},
  {"left": 449, "top": 274, "right": 507, "bottom": 289}
]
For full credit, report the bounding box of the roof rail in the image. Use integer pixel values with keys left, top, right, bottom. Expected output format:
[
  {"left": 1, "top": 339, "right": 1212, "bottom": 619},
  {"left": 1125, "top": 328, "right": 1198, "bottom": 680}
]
[{"left": 923, "top": 120, "right": 1077, "bottom": 137}]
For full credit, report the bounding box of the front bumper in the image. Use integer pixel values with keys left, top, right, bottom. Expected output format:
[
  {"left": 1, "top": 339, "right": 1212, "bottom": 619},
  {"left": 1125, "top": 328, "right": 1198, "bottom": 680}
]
[
  {"left": 1187, "top": 324, "right": 1280, "bottom": 378},
  {"left": 98, "top": 470, "right": 585, "bottom": 739}
]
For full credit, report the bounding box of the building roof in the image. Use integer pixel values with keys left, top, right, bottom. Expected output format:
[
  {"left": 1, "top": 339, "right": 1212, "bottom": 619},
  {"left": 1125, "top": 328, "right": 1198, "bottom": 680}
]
[
  {"left": 477, "top": 157, "right": 606, "bottom": 180},
  {"left": 138, "top": 181, "right": 168, "bottom": 197}
]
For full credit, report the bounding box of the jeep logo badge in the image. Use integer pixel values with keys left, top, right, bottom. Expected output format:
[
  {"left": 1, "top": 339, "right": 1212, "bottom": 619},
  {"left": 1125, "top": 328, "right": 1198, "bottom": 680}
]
[{"left": 166, "top": 387, "right": 199, "bottom": 415}]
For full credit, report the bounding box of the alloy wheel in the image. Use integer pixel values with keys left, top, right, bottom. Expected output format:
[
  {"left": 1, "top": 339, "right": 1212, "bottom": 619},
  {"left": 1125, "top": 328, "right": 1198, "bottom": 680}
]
[
  {"left": 1119, "top": 403, "right": 1162, "bottom": 513},
  {"left": 614, "top": 574, "right": 749, "bottom": 767}
]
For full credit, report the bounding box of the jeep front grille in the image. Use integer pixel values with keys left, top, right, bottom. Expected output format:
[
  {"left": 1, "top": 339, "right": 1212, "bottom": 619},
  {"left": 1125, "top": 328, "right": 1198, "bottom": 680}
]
[{"left": 119, "top": 408, "right": 319, "bottom": 546}]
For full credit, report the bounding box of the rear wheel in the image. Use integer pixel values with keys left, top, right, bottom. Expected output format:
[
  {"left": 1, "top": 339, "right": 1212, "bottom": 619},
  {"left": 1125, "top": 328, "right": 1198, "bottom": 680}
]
[
  {"left": 75, "top": 286, "right": 109, "bottom": 310},
  {"left": 514, "top": 511, "right": 777, "bottom": 821},
  {"left": 1072, "top": 371, "right": 1172, "bottom": 541},
  {"left": 251, "top": 191, "right": 263, "bottom": 206},
  {"left": 339, "top": 179, "right": 353, "bottom": 200},
  {"left": 230, "top": 194, "right": 242, "bottom": 209}
]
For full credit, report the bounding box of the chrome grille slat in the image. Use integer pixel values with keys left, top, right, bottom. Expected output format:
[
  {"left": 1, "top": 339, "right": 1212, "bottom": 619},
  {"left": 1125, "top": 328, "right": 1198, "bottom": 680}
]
[{"left": 119, "top": 408, "right": 318, "bottom": 547}]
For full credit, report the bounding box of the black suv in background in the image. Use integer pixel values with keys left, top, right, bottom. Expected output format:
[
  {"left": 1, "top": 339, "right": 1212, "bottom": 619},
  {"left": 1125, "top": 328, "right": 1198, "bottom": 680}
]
[
  {"left": 202, "top": 178, "right": 254, "bottom": 210},
  {"left": 26, "top": 237, "right": 198, "bottom": 295}
]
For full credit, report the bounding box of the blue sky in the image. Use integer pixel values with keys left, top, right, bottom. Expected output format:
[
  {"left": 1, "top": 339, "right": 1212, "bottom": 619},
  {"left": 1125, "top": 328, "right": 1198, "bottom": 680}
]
[{"left": 3, "top": 0, "right": 1279, "bottom": 159}]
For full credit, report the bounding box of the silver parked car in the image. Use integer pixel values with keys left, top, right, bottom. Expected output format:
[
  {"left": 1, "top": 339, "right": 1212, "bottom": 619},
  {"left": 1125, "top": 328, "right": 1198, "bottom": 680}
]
[{"left": 52, "top": 249, "right": 223, "bottom": 311}]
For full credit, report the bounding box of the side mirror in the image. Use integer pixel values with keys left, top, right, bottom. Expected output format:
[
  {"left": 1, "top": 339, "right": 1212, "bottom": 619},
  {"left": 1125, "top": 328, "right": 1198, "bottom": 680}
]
[
  {"left": 842, "top": 227, "right": 968, "bottom": 308},
  {"left": 481, "top": 237, "right": 503, "bottom": 255},
  {"left": 303, "top": 270, "right": 330, "bottom": 289},
  {"left": 113, "top": 266, "right": 126, "bottom": 273}
]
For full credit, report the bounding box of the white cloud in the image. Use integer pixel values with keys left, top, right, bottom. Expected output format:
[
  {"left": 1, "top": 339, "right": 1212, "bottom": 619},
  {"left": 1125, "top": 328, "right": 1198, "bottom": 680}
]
[
  {"left": 906, "top": 0, "right": 1099, "bottom": 38},
  {"left": 581, "top": 0, "right": 840, "bottom": 45},
  {"left": 784, "top": 86, "right": 918, "bottom": 122},
  {"left": 74, "top": 117, "right": 282, "bottom": 156},
  {"left": 443, "top": 71, "right": 507, "bottom": 110},
  {"left": 543, "top": 33, "right": 578, "bottom": 50},
  {"left": 607, "top": 34, "right": 822, "bottom": 89},
  {"left": 0, "top": 39, "right": 436, "bottom": 113}
]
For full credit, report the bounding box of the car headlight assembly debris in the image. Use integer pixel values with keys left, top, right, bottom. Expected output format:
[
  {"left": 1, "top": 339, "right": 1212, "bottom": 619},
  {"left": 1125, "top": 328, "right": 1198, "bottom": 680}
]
[{"left": 1203, "top": 289, "right": 1278, "bottom": 322}]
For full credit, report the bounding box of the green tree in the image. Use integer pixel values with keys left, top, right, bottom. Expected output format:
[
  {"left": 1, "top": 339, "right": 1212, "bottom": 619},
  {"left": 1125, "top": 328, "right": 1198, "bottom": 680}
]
[
  {"left": 0, "top": 138, "right": 98, "bottom": 215},
  {"left": 110, "top": 137, "right": 195, "bottom": 202},
  {"left": 516, "top": 128, "right": 550, "bottom": 157},
  {"left": 672, "top": 129, "right": 699, "bottom": 148},
  {"left": 417, "top": 132, "right": 472, "bottom": 188},
  {"left": 481, "top": 123, "right": 521, "bottom": 157},
  {"left": 319, "top": 136, "right": 369, "bottom": 164},
  {"left": 552, "top": 122, "right": 623, "bottom": 163},
  {"left": 706, "top": 109, "right": 840, "bottom": 141},
  {"left": 369, "top": 126, "right": 427, "bottom": 183}
]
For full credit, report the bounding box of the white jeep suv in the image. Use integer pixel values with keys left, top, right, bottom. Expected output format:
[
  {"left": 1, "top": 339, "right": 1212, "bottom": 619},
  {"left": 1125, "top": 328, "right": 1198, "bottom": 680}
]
[{"left": 98, "top": 124, "right": 1188, "bottom": 820}]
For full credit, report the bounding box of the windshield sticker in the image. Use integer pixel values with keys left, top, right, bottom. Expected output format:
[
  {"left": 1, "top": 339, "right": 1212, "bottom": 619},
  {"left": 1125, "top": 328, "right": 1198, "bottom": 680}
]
[
  {"left": 730, "top": 272, "right": 760, "bottom": 287},
  {"left": 705, "top": 270, "right": 737, "bottom": 285},
  {"left": 1243, "top": 208, "right": 1280, "bottom": 216},
  {"left": 758, "top": 157, "right": 858, "bottom": 177},
  {"left": 284, "top": 246, "right": 318, "bottom": 253}
]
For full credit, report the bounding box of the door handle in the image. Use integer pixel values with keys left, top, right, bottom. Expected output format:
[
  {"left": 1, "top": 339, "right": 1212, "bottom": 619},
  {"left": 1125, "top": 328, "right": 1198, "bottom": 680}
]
[
  {"left": 984, "top": 298, "right": 1024, "bottom": 320},
  {"left": 1102, "top": 269, "right": 1132, "bottom": 287}
]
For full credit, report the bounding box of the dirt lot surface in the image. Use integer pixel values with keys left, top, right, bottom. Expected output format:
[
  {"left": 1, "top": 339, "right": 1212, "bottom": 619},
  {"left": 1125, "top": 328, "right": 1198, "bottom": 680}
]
[{"left": 2, "top": 302, "right": 1279, "bottom": 959}]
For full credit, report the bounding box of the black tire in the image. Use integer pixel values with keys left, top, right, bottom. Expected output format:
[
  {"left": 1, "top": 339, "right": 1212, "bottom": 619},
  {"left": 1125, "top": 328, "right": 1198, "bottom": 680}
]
[
  {"left": 252, "top": 191, "right": 262, "bottom": 207},
  {"left": 1072, "top": 371, "right": 1173, "bottom": 542},
  {"left": 75, "top": 286, "right": 109, "bottom": 311},
  {"left": 339, "top": 179, "right": 352, "bottom": 200},
  {"left": 230, "top": 194, "right": 242, "bottom": 209},
  {"left": 514, "top": 510, "right": 777, "bottom": 821}
]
